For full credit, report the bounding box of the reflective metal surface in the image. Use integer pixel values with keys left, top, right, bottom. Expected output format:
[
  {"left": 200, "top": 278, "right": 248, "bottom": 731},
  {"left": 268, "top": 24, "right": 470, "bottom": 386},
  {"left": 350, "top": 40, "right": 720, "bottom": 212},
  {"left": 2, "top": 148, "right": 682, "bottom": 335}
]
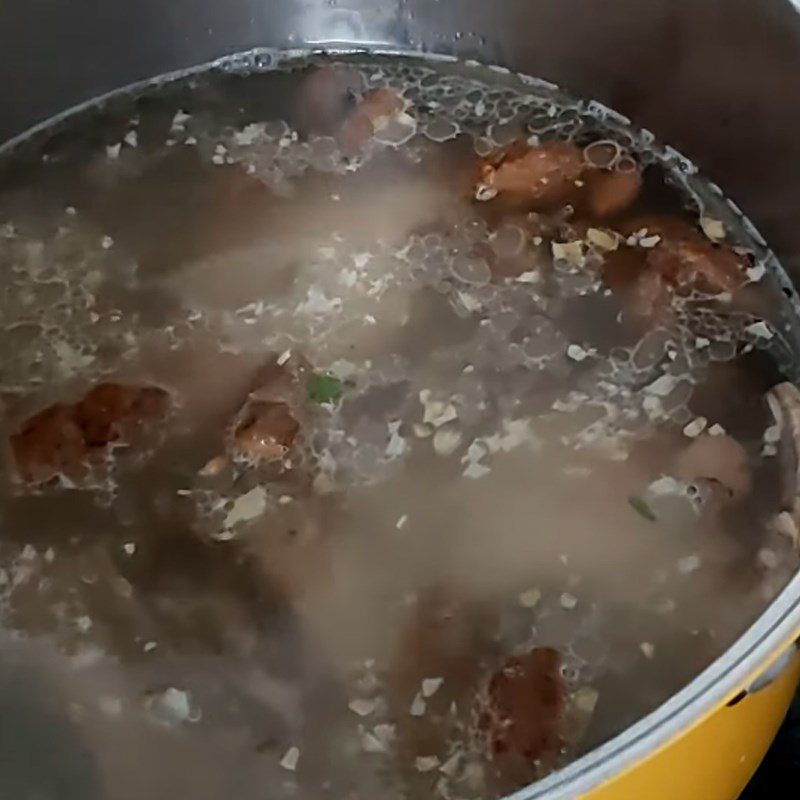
[{"left": 2, "top": 0, "right": 800, "bottom": 263}]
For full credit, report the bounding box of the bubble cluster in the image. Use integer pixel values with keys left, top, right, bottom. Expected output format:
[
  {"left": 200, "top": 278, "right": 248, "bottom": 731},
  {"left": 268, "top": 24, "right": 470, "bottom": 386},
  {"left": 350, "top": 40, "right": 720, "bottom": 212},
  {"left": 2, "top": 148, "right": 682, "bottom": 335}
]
[{"left": 0, "top": 213, "right": 137, "bottom": 392}]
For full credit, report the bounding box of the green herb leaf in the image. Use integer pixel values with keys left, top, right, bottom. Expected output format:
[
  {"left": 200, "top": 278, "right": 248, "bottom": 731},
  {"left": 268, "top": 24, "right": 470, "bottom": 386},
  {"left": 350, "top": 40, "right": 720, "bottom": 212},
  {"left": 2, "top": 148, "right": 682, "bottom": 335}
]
[
  {"left": 307, "top": 373, "right": 344, "bottom": 404},
  {"left": 628, "top": 495, "right": 657, "bottom": 522}
]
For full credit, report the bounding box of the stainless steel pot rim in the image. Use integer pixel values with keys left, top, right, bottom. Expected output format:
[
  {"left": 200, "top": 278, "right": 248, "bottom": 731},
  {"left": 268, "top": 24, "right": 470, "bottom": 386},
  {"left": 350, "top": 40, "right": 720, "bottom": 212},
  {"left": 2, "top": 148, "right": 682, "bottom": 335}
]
[
  {"left": 0, "top": 47, "right": 417, "bottom": 156},
  {"left": 3, "top": 43, "right": 800, "bottom": 800}
]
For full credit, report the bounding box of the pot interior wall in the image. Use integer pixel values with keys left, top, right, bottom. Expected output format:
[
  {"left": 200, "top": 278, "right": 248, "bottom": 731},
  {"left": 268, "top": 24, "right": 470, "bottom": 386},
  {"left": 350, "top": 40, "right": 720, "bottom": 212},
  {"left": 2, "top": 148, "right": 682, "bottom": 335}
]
[{"left": 2, "top": 0, "right": 800, "bottom": 268}]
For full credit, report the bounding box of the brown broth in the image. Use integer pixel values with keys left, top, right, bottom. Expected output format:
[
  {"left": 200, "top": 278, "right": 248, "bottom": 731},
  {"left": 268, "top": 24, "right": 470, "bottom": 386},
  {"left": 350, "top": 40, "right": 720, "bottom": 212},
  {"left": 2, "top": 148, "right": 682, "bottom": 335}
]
[{"left": 0, "top": 53, "right": 798, "bottom": 800}]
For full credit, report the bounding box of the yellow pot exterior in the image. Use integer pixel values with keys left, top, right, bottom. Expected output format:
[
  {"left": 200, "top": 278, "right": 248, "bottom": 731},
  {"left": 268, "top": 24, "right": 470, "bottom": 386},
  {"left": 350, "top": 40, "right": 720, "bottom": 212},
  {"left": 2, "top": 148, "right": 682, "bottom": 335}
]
[{"left": 580, "top": 649, "right": 800, "bottom": 800}]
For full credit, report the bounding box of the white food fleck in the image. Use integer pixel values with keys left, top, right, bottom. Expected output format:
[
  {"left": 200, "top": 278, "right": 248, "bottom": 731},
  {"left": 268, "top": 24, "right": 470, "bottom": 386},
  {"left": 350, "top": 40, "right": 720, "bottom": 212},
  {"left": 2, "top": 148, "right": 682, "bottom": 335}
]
[
  {"left": 420, "top": 390, "right": 459, "bottom": 428},
  {"left": 463, "top": 462, "right": 491, "bottom": 480},
  {"left": 567, "top": 343, "right": 589, "bottom": 362},
  {"left": 439, "top": 751, "right": 462, "bottom": 777},
  {"left": 20, "top": 545, "right": 37, "bottom": 561},
  {"left": 348, "top": 698, "right": 377, "bottom": 717},
  {"left": 551, "top": 240, "right": 585, "bottom": 266},
  {"left": 475, "top": 184, "right": 498, "bottom": 202},
  {"left": 745, "top": 321, "right": 774, "bottom": 340},
  {"left": 338, "top": 268, "right": 358, "bottom": 287},
  {"left": 422, "top": 677, "right": 444, "bottom": 698},
  {"left": 170, "top": 109, "right": 191, "bottom": 130},
  {"left": 678, "top": 554, "right": 702, "bottom": 574},
  {"left": 708, "top": 423, "right": 726, "bottom": 437},
  {"left": 415, "top": 756, "right": 441, "bottom": 773},
  {"left": 106, "top": 143, "right": 122, "bottom": 160},
  {"left": 585, "top": 227, "right": 619, "bottom": 251},
  {"left": 224, "top": 487, "right": 267, "bottom": 529},
  {"left": 362, "top": 731, "right": 388, "bottom": 753},
  {"left": 280, "top": 746, "right": 300, "bottom": 772},
  {"left": 683, "top": 417, "right": 708, "bottom": 438},
  {"left": 53, "top": 340, "right": 95, "bottom": 376},
  {"left": 640, "top": 642, "right": 656, "bottom": 659},
  {"left": 372, "top": 723, "right": 396, "bottom": 747},
  {"left": 772, "top": 512, "right": 799, "bottom": 548},
  {"left": 386, "top": 424, "right": 408, "bottom": 459},
  {"left": 233, "top": 122, "right": 266, "bottom": 147},
  {"left": 297, "top": 286, "right": 342, "bottom": 317},
  {"left": 456, "top": 291, "right": 482, "bottom": 312},
  {"left": 764, "top": 425, "right": 781, "bottom": 444},
  {"left": 483, "top": 419, "right": 541, "bottom": 455},
  {"left": 638, "top": 234, "right": 662, "bottom": 249},
  {"left": 123, "top": 130, "right": 138, "bottom": 148},
  {"left": 560, "top": 592, "right": 578, "bottom": 610},
  {"left": 75, "top": 616, "right": 93, "bottom": 633},
  {"left": 148, "top": 687, "right": 199, "bottom": 725},
  {"left": 644, "top": 374, "right": 680, "bottom": 397},
  {"left": 572, "top": 686, "right": 599, "bottom": 716},
  {"left": 700, "top": 217, "right": 725, "bottom": 242},
  {"left": 433, "top": 427, "right": 463, "bottom": 456},
  {"left": 410, "top": 692, "right": 427, "bottom": 716},
  {"left": 518, "top": 588, "right": 542, "bottom": 609},
  {"left": 414, "top": 423, "right": 433, "bottom": 438},
  {"left": 277, "top": 349, "right": 292, "bottom": 366},
  {"left": 648, "top": 476, "right": 683, "bottom": 496}
]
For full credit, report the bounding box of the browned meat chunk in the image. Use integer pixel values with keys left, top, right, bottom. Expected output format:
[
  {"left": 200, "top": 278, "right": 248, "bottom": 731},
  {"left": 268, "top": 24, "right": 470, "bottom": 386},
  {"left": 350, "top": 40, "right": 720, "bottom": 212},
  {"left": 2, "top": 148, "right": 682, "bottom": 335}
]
[
  {"left": 647, "top": 237, "right": 745, "bottom": 296},
  {"left": 336, "top": 86, "right": 407, "bottom": 155},
  {"left": 604, "top": 217, "right": 748, "bottom": 319},
  {"left": 76, "top": 383, "right": 170, "bottom": 447},
  {"left": 10, "top": 404, "right": 91, "bottom": 485},
  {"left": 232, "top": 400, "right": 299, "bottom": 462},
  {"left": 361, "top": 87, "right": 405, "bottom": 124},
  {"left": 629, "top": 269, "right": 670, "bottom": 319},
  {"left": 296, "top": 66, "right": 409, "bottom": 155},
  {"left": 197, "top": 355, "right": 309, "bottom": 475},
  {"left": 479, "top": 647, "right": 566, "bottom": 787},
  {"left": 584, "top": 167, "right": 642, "bottom": 219},
  {"left": 475, "top": 142, "right": 584, "bottom": 208},
  {"left": 474, "top": 139, "right": 642, "bottom": 219},
  {"left": 10, "top": 383, "right": 171, "bottom": 487}
]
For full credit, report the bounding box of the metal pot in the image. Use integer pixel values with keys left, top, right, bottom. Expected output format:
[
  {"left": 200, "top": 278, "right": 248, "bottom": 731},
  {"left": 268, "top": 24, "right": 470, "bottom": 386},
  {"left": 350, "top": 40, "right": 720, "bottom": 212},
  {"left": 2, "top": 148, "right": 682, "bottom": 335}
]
[{"left": 2, "top": 1, "right": 800, "bottom": 798}]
